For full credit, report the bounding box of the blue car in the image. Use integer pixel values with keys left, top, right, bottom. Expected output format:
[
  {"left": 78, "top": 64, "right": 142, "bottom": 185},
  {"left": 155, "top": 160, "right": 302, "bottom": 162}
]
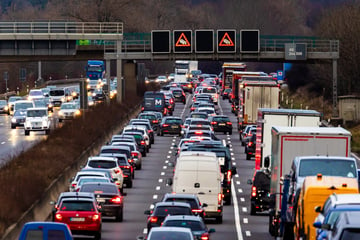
[{"left": 19, "top": 222, "right": 73, "bottom": 240}]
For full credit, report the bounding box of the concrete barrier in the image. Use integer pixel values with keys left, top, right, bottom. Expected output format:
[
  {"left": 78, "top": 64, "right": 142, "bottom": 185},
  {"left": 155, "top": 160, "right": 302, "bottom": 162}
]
[{"left": 1, "top": 104, "right": 141, "bottom": 240}]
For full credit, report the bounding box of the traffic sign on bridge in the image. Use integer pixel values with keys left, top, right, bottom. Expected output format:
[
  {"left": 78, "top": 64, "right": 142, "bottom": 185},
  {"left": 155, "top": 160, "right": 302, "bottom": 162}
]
[
  {"left": 217, "top": 30, "right": 236, "bottom": 53},
  {"left": 195, "top": 30, "right": 214, "bottom": 53},
  {"left": 173, "top": 30, "right": 192, "bottom": 53},
  {"left": 151, "top": 30, "right": 171, "bottom": 53},
  {"left": 240, "top": 29, "right": 260, "bottom": 53}
]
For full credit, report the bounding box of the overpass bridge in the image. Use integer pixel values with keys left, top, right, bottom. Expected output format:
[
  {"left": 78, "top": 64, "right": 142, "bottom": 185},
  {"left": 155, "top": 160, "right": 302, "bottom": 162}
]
[{"left": 0, "top": 22, "right": 339, "bottom": 116}]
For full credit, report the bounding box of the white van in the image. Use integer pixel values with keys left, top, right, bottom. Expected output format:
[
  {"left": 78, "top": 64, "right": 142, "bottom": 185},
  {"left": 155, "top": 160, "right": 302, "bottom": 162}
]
[{"left": 170, "top": 151, "right": 223, "bottom": 223}]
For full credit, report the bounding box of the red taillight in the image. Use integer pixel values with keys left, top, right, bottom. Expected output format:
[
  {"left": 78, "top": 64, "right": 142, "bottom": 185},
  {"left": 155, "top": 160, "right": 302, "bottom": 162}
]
[
  {"left": 191, "top": 107, "right": 195, "bottom": 111},
  {"left": 92, "top": 214, "right": 100, "bottom": 221},
  {"left": 215, "top": 93, "right": 218, "bottom": 98},
  {"left": 152, "top": 120, "right": 158, "bottom": 124},
  {"left": 141, "top": 140, "right": 146, "bottom": 145},
  {"left": 123, "top": 166, "right": 131, "bottom": 169},
  {"left": 141, "top": 107, "right": 144, "bottom": 111},
  {"left": 218, "top": 193, "right": 222, "bottom": 203},
  {"left": 55, "top": 213, "right": 62, "bottom": 221},
  {"left": 170, "top": 99, "right": 174, "bottom": 104},
  {"left": 227, "top": 170, "right": 232, "bottom": 182},
  {"left": 162, "top": 124, "right": 169, "bottom": 127},
  {"left": 149, "top": 216, "right": 158, "bottom": 223},
  {"left": 211, "top": 121, "right": 217, "bottom": 125},
  {"left": 187, "top": 84, "right": 192, "bottom": 88},
  {"left": 227, "top": 121, "right": 232, "bottom": 125},
  {"left": 201, "top": 233, "right": 210, "bottom": 240},
  {"left": 195, "top": 131, "right": 203, "bottom": 135},
  {"left": 114, "top": 169, "right": 120, "bottom": 174},
  {"left": 251, "top": 186, "right": 257, "bottom": 197},
  {"left": 128, "top": 159, "right": 134, "bottom": 163},
  {"left": 192, "top": 209, "right": 203, "bottom": 213},
  {"left": 110, "top": 196, "right": 122, "bottom": 204},
  {"left": 131, "top": 152, "right": 139, "bottom": 157},
  {"left": 71, "top": 183, "right": 76, "bottom": 188},
  {"left": 248, "top": 141, "right": 254, "bottom": 147}
]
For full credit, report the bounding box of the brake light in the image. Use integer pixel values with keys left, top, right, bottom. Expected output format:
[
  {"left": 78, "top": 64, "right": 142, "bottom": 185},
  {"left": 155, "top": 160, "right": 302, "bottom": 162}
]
[
  {"left": 152, "top": 120, "right": 158, "bottom": 124},
  {"left": 251, "top": 186, "right": 257, "bottom": 197},
  {"left": 149, "top": 216, "right": 158, "bottom": 223},
  {"left": 191, "top": 107, "right": 195, "bottom": 111},
  {"left": 123, "top": 166, "right": 131, "bottom": 169},
  {"left": 71, "top": 183, "right": 76, "bottom": 188},
  {"left": 92, "top": 214, "right": 100, "bottom": 221},
  {"left": 114, "top": 169, "right": 120, "bottom": 174},
  {"left": 131, "top": 152, "right": 139, "bottom": 157},
  {"left": 55, "top": 213, "right": 62, "bottom": 221},
  {"left": 141, "top": 107, "right": 144, "bottom": 111},
  {"left": 169, "top": 98, "right": 174, "bottom": 104},
  {"left": 141, "top": 140, "right": 146, "bottom": 145},
  {"left": 195, "top": 131, "right": 203, "bottom": 135},
  {"left": 227, "top": 122, "right": 232, "bottom": 125},
  {"left": 128, "top": 159, "right": 134, "bottom": 163},
  {"left": 192, "top": 209, "right": 203, "bottom": 213},
  {"left": 218, "top": 193, "right": 222, "bottom": 203},
  {"left": 201, "top": 233, "right": 210, "bottom": 240},
  {"left": 110, "top": 196, "right": 122, "bottom": 204},
  {"left": 211, "top": 121, "right": 217, "bottom": 125},
  {"left": 162, "top": 124, "right": 169, "bottom": 127},
  {"left": 227, "top": 170, "right": 232, "bottom": 182},
  {"left": 187, "top": 84, "right": 192, "bottom": 88},
  {"left": 215, "top": 93, "right": 218, "bottom": 98}
]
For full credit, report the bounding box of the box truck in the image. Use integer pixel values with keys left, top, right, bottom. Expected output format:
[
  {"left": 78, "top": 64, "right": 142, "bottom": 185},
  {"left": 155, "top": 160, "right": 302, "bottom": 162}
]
[
  {"left": 221, "top": 62, "right": 246, "bottom": 92},
  {"left": 267, "top": 126, "right": 352, "bottom": 237},
  {"left": 254, "top": 108, "right": 321, "bottom": 170},
  {"left": 237, "top": 76, "right": 280, "bottom": 134}
]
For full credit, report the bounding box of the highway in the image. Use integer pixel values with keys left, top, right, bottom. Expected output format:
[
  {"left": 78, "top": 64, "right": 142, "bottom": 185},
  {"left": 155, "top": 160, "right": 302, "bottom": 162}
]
[{"left": 89, "top": 94, "right": 273, "bottom": 240}]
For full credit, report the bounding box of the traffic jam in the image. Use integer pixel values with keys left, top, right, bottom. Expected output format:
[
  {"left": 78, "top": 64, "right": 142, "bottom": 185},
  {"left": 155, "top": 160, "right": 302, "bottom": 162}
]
[{"left": 19, "top": 62, "right": 360, "bottom": 240}]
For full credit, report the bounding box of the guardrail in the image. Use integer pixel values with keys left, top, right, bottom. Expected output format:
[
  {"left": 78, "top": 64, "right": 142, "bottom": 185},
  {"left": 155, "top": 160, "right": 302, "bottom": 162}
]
[{"left": 0, "top": 22, "right": 123, "bottom": 34}]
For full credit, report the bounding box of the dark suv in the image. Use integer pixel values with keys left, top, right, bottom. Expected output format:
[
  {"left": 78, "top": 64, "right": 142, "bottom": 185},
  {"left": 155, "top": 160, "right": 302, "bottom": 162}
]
[
  {"left": 247, "top": 169, "right": 271, "bottom": 215},
  {"left": 158, "top": 117, "right": 183, "bottom": 136},
  {"left": 245, "top": 133, "right": 256, "bottom": 160},
  {"left": 171, "top": 88, "right": 186, "bottom": 104}
]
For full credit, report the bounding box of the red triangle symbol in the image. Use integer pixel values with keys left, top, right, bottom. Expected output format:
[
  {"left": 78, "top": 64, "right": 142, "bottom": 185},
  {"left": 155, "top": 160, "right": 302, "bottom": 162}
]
[
  {"left": 219, "top": 32, "right": 234, "bottom": 47},
  {"left": 175, "top": 33, "right": 191, "bottom": 47}
]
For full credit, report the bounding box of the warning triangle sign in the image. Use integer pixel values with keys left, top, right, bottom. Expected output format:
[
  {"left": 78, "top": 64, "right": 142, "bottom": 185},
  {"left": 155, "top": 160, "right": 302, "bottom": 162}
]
[
  {"left": 219, "top": 32, "right": 234, "bottom": 46},
  {"left": 175, "top": 33, "right": 191, "bottom": 47}
]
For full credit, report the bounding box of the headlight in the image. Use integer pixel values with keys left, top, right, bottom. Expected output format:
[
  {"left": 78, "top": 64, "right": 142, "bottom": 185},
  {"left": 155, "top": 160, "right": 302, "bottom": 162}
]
[
  {"left": 75, "top": 110, "right": 81, "bottom": 116},
  {"left": 86, "top": 78, "right": 90, "bottom": 82},
  {"left": 42, "top": 120, "right": 48, "bottom": 126},
  {"left": 4, "top": 106, "right": 8, "bottom": 111},
  {"left": 87, "top": 85, "right": 91, "bottom": 89},
  {"left": 48, "top": 104, "right": 53, "bottom": 108},
  {"left": 92, "top": 93, "right": 96, "bottom": 97},
  {"left": 58, "top": 110, "right": 64, "bottom": 116},
  {"left": 61, "top": 97, "right": 65, "bottom": 102},
  {"left": 11, "top": 118, "right": 16, "bottom": 123}
]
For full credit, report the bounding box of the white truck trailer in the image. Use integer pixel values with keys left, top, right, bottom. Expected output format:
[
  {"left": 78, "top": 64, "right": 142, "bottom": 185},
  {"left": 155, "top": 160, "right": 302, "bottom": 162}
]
[
  {"left": 254, "top": 108, "right": 321, "bottom": 170},
  {"left": 267, "top": 126, "right": 352, "bottom": 237}
]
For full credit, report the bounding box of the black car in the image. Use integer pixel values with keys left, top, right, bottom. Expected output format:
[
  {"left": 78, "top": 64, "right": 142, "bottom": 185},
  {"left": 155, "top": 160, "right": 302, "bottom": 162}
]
[
  {"left": 222, "top": 88, "right": 232, "bottom": 99},
  {"left": 158, "top": 117, "right": 183, "bottom": 136},
  {"left": 79, "top": 182, "right": 124, "bottom": 221},
  {"left": 171, "top": 88, "right": 186, "bottom": 104},
  {"left": 129, "top": 121, "right": 155, "bottom": 144},
  {"left": 138, "top": 112, "right": 159, "bottom": 132},
  {"left": 100, "top": 145, "right": 135, "bottom": 172},
  {"left": 121, "top": 132, "right": 148, "bottom": 156},
  {"left": 99, "top": 153, "right": 134, "bottom": 188},
  {"left": 247, "top": 169, "right": 271, "bottom": 215},
  {"left": 92, "top": 88, "right": 106, "bottom": 102},
  {"left": 209, "top": 115, "right": 233, "bottom": 135},
  {"left": 245, "top": 133, "right": 256, "bottom": 160},
  {"left": 11, "top": 109, "right": 27, "bottom": 129},
  {"left": 179, "top": 82, "right": 193, "bottom": 93},
  {"left": 144, "top": 202, "right": 193, "bottom": 232}
]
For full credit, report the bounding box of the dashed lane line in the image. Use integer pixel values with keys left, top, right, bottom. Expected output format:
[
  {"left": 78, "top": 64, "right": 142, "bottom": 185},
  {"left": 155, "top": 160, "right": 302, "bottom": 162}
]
[
  {"left": 245, "top": 231, "right": 251, "bottom": 237},
  {"left": 238, "top": 189, "right": 243, "bottom": 193},
  {"left": 153, "top": 195, "right": 158, "bottom": 200},
  {"left": 240, "top": 198, "right": 245, "bottom": 202},
  {"left": 243, "top": 218, "right": 248, "bottom": 224},
  {"left": 156, "top": 186, "right": 160, "bottom": 190},
  {"left": 232, "top": 178, "right": 244, "bottom": 240},
  {"left": 158, "top": 179, "right": 163, "bottom": 183}
]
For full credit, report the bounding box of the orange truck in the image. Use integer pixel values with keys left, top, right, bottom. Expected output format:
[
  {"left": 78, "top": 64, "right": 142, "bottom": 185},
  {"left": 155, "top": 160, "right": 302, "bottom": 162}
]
[{"left": 294, "top": 175, "right": 359, "bottom": 240}]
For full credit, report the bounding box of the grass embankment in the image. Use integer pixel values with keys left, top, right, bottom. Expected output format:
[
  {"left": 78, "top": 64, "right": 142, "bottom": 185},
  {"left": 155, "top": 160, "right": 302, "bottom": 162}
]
[
  {"left": 0, "top": 95, "right": 142, "bottom": 236},
  {"left": 282, "top": 86, "right": 360, "bottom": 155}
]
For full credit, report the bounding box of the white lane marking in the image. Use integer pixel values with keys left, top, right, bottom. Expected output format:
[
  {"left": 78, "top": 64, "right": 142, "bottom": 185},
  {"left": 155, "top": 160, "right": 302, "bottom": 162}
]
[
  {"left": 232, "top": 157, "right": 235, "bottom": 160},
  {"left": 167, "top": 155, "right": 171, "bottom": 159},
  {"left": 170, "top": 146, "right": 174, "bottom": 149},
  {"left": 231, "top": 152, "right": 234, "bottom": 156},
  {"left": 156, "top": 186, "right": 160, "bottom": 190},
  {"left": 165, "top": 160, "right": 169, "bottom": 163},
  {"left": 168, "top": 151, "right": 172, "bottom": 154},
  {"left": 232, "top": 162, "right": 236, "bottom": 166},
  {"left": 143, "top": 228, "right": 147, "bottom": 234},
  {"left": 238, "top": 189, "right": 243, "bottom": 193},
  {"left": 161, "top": 172, "right": 165, "bottom": 176},
  {"left": 229, "top": 144, "right": 233, "bottom": 147},
  {"left": 1, "top": 142, "right": 5, "bottom": 144},
  {"left": 163, "top": 166, "right": 167, "bottom": 169},
  {"left": 243, "top": 218, "right": 248, "bottom": 224},
  {"left": 230, "top": 148, "right": 233, "bottom": 151},
  {"left": 153, "top": 195, "right": 158, "bottom": 199},
  {"left": 245, "top": 231, "right": 251, "bottom": 237},
  {"left": 236, "top": 181, "right": 241, "bottom": 185},
  {"left": 231, "top": 177, "right": 244, "bottom": 240},
  {"left": 227, "top": 137, "right": 231, "bottom": 140},
  {"left": 240, "top": 198, "right": 245, "bottom": 202},
  {"left": 235, "top": 174, "right": 239, "bottom": 178},
  {"left": 172, "top": 139, "right": 176, "bottom": 142},
  {"left": 158, "top": 179, "right": 163, "bottom": 183},
  {"left": 242, "top": 207, "right": 247, "bottom": 212},
  {"left": 173, "top": 136, "right": 176, "bottom": 139}
]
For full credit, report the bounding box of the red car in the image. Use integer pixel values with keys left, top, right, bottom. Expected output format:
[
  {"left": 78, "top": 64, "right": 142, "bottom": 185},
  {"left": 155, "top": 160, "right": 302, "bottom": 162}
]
[{"left": 54, "top": 197, "right": 102, "bottom": 239}]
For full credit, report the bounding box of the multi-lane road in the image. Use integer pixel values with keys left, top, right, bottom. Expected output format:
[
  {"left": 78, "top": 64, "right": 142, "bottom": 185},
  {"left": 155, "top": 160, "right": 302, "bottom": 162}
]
[{"left": 0, "top": 93, "right": 274, "bottom": 239}]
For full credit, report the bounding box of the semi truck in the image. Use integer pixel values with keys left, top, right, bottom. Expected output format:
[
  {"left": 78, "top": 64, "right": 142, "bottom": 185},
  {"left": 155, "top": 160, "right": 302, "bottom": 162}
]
[
  {"left": 267, "top": 126, "right": 352, "bottom": 237},
  {"left": 85, "top": 60, "right": 105, "bottom": 89},
  {"left": 174, "top": 60, "right": 198, "bottom": 82},
  {"left": 237, "top": 76, "right": 280, "bottom": 134},
  {"left": 254, "top": 108, "right": 321, "bottom": 170},
  {"left": 221, "top": 62, "right": 247, "bottom": 93}
]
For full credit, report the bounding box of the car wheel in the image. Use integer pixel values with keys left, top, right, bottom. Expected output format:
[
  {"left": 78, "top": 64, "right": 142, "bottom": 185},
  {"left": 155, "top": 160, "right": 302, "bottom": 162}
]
[
  {"left": 45, "top": 129, "right": 50, "bottom": 135},
  {"left": 246, "top": 154, "right": 251, "bottom": 160},
  {"left": 224, "top": 195, "right": 231, "bottom": 205},
  {"left": 151, "top": 139, "right": 154, "bottom": 144},
  {"left": 157, "top": 131, "right": 161, "bottom": 136},
  {"left": 11, "top": 124, "right": 15, "bottom": 129},
  {"left": 223, "top": 97, "right": 225, "bottom": 100},
  {"left": 250, "top": 204, "right": 257, "bottom": 215},
  {"left": 94, "top": 231, "right": 101, "bottom": 240},
  {"left": 160, "top": 131, "right": 164, "bottom": 136},
  {"left": 142, "top": 151, "right": 147, "bottom": 157},
  {"left": 229, "top": 131, "right": 232, "bottom": 135},
  {"left": 215, "top": 215, "right": 223, "bottom": 224},
  {"left": 24, "top": 130, "right": 30, "bottom": 136},
  {"left": 127, "top": 179, "right": 133, "bottom": 188},
  {"left": 170, "top": 111, "right": 173, "bottom": 116},
  {"left": 146, "top": 147, "right": 149, "bottom": 153},
  {"left": 137, "top": 164, "right": 142, "bottom": 170},
  {"left": 116, "top": 209, "right": 123, "bottom": 222}
]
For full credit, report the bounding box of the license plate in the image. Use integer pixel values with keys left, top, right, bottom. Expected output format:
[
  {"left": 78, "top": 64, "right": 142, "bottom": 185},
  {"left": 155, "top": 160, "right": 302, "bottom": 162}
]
[
  {"left": 70, "top": 217, "right": 85, "bottom": 222},
  {"left": 219, "top": 123, "right": 226, "bottom": 126},
  {"left": 171, "top": 125, "right": 178, "bottom": 129},
  {"left": 97, "top": 198, "right": 106, "bottom": 203}
]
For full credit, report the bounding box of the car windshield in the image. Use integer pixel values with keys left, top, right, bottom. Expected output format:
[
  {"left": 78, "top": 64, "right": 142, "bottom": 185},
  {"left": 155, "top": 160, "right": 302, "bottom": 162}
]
[
  {"left": 340, "top": 228, "right": 360, "bottom": 240},
  {"left": 190, "top": 114, "right": 207, "bottom": 119},
  {"left": 0, "top": 100, "right": 6, "bottom": 106},
  {"left": 150, "top": 231, "right": 192, "bottom": 240},
  {"left": 29, "top": 91, "right": 43, "bottom": 96},
  {"left": 164, "top": 220, "right": 205, "bottom": 231},
  {"left": 61, "top": 104, "right": 76, "bottom": 110},
  {"left": 59, "top": 201, "right": 94, "bottom": 211},
  {"left": 14, "top": 110, "right": 26, "bottom": 116},
  {"left": 154, "top": 206, "right": 191, "bottom": 216},
  {"left": 27, "top": 109, "right": 47, "bottom": 117},
  {"left": 50, "top": 90, "right": 64, "bottom": 96},
  {"left": 15, "top": 102, "right": 33, "bottom": 109},
  {"left": 299, "top": 159, "right": 357, "bottom": 178},
  {"left": 78, "top": 178, "right": 109, "bottom": 186},
  {"left": 8, "top": 97, "right": 21, "bottom": 103},
  {"left": 88, "top": 160, "right": 117, "bottom": 169},
  {"left": 33, "top": 100, "right": 46, "bottom": 108},
  {"left": 101, "top": 149, "right": 130, "bottom": 157}
]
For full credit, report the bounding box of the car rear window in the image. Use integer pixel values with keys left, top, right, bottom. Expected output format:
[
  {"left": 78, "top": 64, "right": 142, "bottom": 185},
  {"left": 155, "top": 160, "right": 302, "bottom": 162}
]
[
  {"left": 165, "top": 119, "right": 182, "bottom": 124},
  {"left": 88, "top": 160, "right": 117, "bottom": 169},
  {"left": 213, "top": 117, "right": 230, "bottom": 122},
  {"left": 139, "top": 115, "right": 156, "bottom": 120},
  {"left": 59, "top": 201, "right": 94, "bottom": 211},
  {"left": 150, "top": 232, "right": 192, "bottom": 240},
  {"left": 202, "top": 88, "right": 216, "bottom": 93},
  {"left": 80, "top": 184, "right": 118, "bottom": 194},
  {"left": 165, "top": 198, "right": 198, "bottom": 209},
  {"left": 190, "top": 120, "right": 210, "bottom": 125},
  {"left": 190, "top": 114, "right": 207, "bottom": 119},
  {"left": 154, "top": 206, "right": 192, "bottom": 216},
  {"left": 164, "top": 220, "right": 204, "bottom": 231}
]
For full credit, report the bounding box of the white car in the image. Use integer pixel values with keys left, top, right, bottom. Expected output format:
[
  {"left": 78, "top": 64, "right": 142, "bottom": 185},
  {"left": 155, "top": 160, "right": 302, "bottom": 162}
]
[
  {"left": 155, "top": 75, "right": 167, "bottom": 83},
  {"left": 58, "top": 102, "right": 81, "bottom": 122},
  {"left": 199, "top": 87, "right": 219, "bottom": 104},
  {"left": 28, "top": 89, "right": 45, "bottom": 101},
  {"left": 24, "top": 108, "right": 51, "bottom": 136}
]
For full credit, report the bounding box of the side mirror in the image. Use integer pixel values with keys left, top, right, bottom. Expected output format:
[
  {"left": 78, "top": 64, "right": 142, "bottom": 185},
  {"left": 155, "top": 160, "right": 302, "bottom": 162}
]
[
  {"left": 202, "top": 203, "right": 208, "bottom": 208},
  {"left": 137, "top": 236, "right": 145, "bottom": 240},
  {"left": 168, "top": 162, "right": 175, "bottom": 167},
  {"left": 247, "top": 179, "right": 253, "bottom": 185},
  {"left": 226, "top": 144, "right": 230, "bottom": 148},
  {"left": 49, "top": 201, "right": 56, "bottom": 205},
  {"left": 172, "top": 143, "right": 178, "bottom": 148},
  {"left": 231, "top": 166, "right": 237, "bottom": 175},
  {"left": 313, "top": 222, "right": 322, "bottom": 229},
  {"left": 144, "top": 210, "right": 151, "bottom": 215},
  {"left": 264, "top": 156, "right": 270, "bottom": 168},
  {"left": 173, "top": 151, "right": 178, "bottom": 156},
  {"left": 166, "top": 178, "right": 173, "bottom": 186},
  {"left": 208, "top": 228, "right": 216, "bottom": 233},
  {"left": 79, "top": 165, "right": 84, "bottom": 169},
  {"left": 314, "top": 206, "right": 322, "bottom": 213},
  {"left": 321, "top": 224, "right": 331, "bottom": 231}
]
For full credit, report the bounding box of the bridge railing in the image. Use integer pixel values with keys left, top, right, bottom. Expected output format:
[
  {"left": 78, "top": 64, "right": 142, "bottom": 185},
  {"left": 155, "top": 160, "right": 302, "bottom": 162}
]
[{"left": 0, "top": 22, "right": 123, "bottom": 34}]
